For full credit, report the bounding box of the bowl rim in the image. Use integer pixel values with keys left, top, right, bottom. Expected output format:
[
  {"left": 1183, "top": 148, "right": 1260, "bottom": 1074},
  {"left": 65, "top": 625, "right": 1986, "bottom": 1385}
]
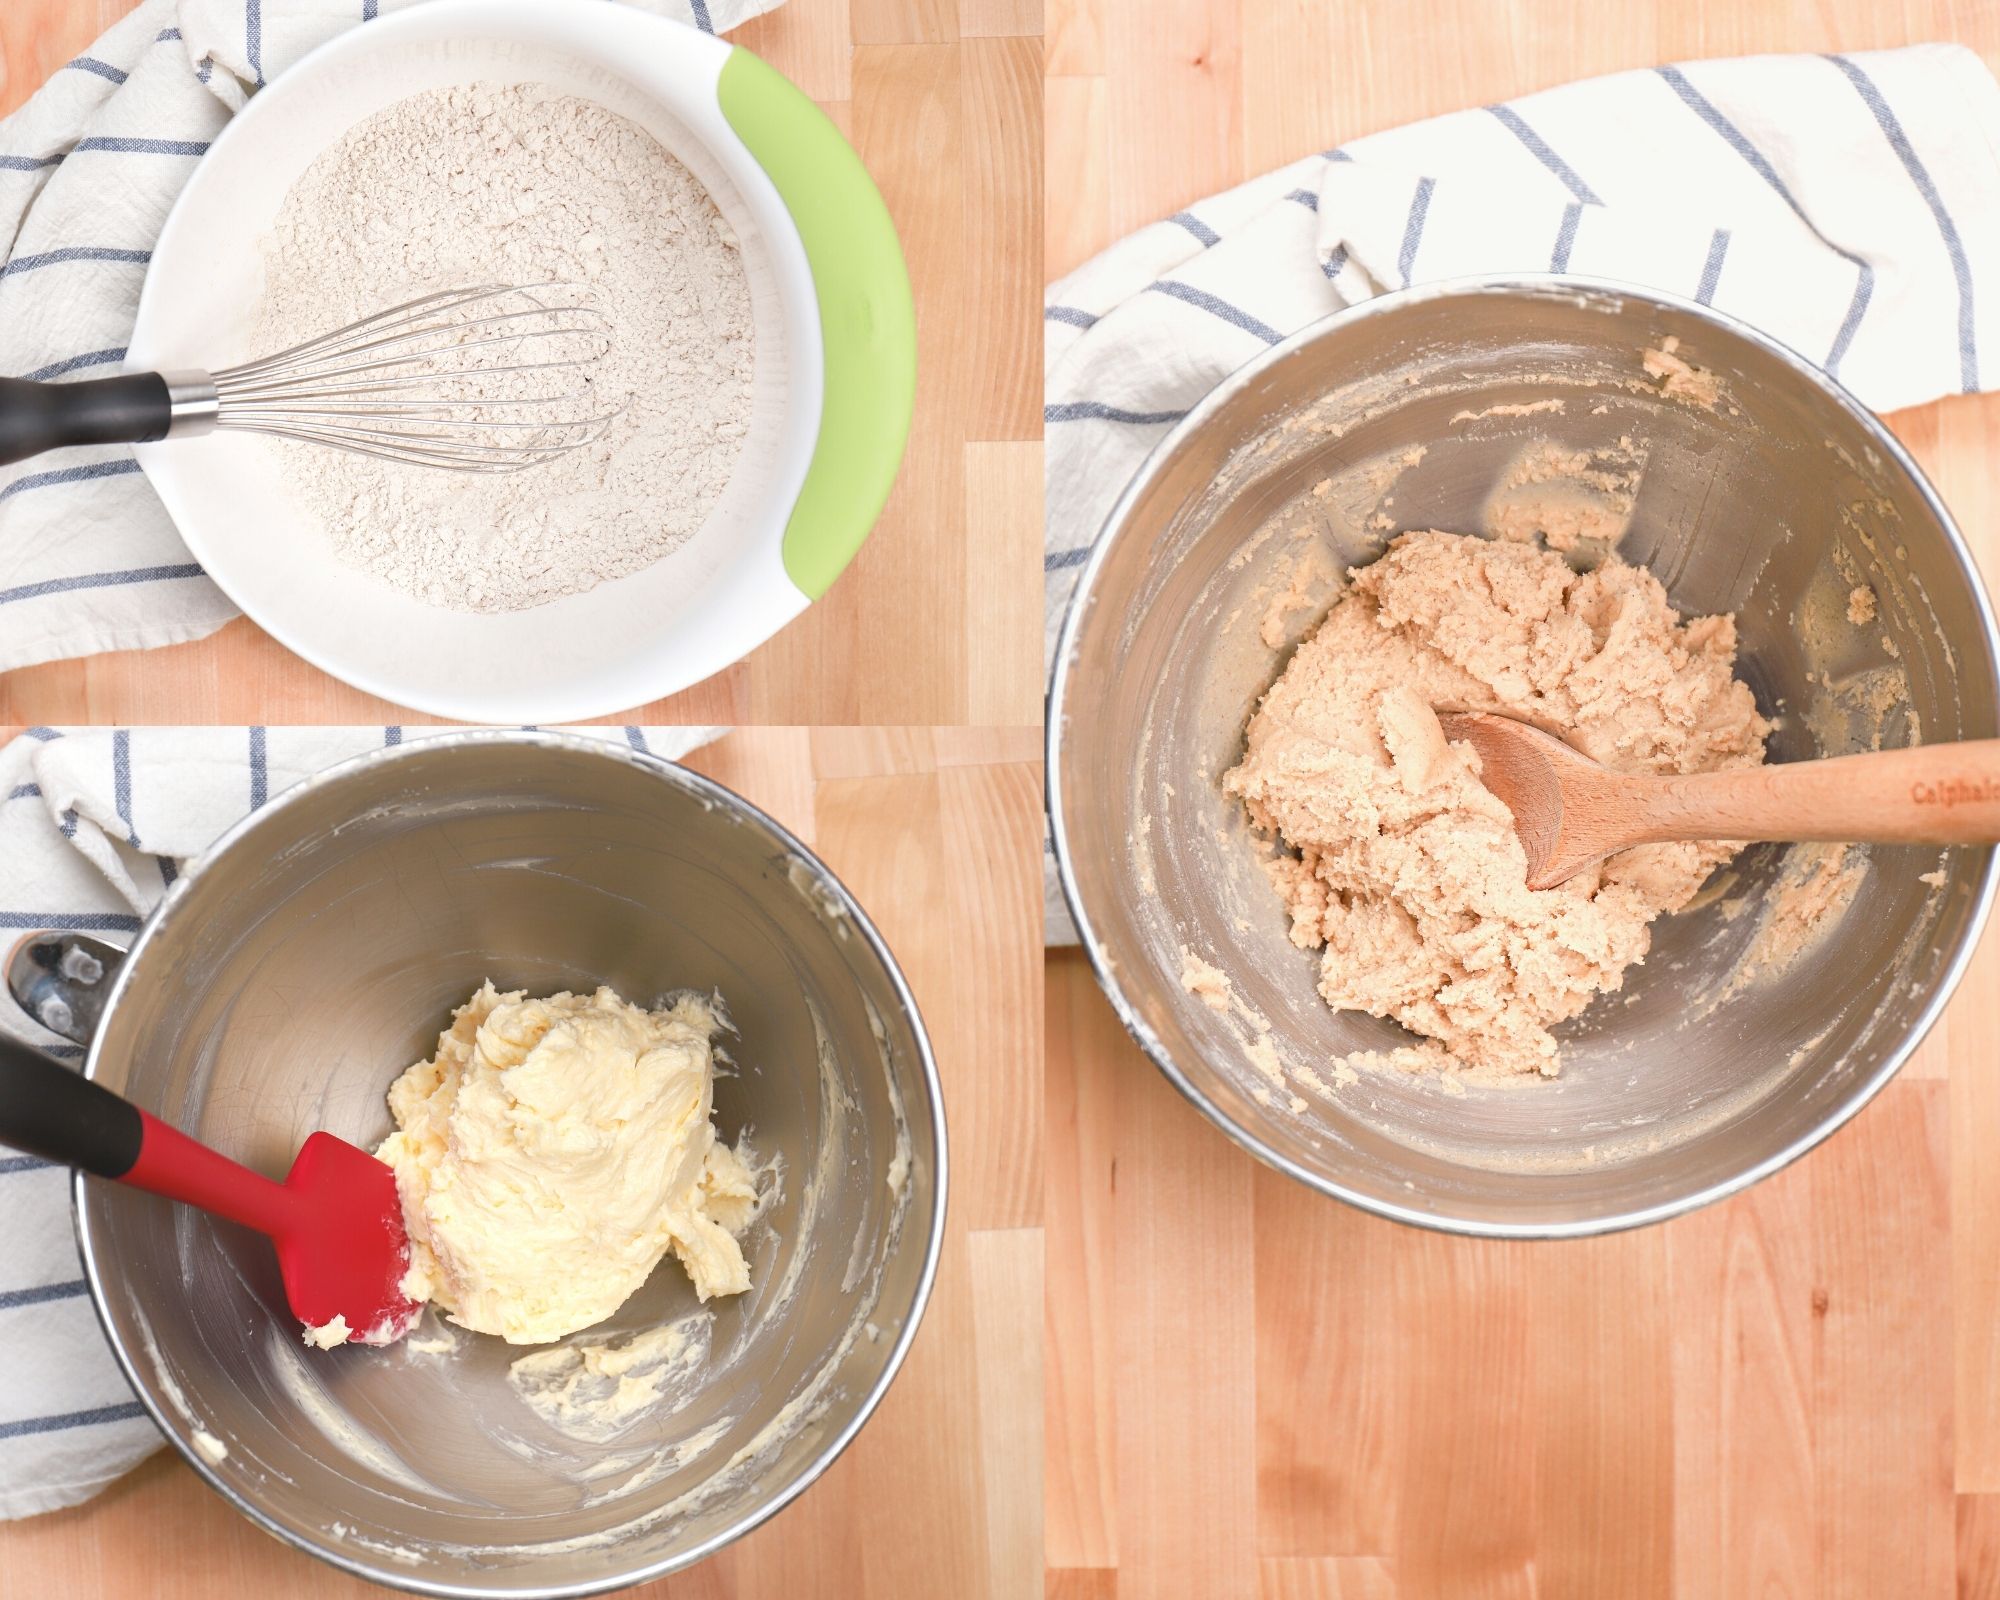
[
  {"left": 1048, "top": 270, "right": 2000, "bottom": 1240},
  {"left": 71, "top": 728, "right": 950, "bottom": 1598}
]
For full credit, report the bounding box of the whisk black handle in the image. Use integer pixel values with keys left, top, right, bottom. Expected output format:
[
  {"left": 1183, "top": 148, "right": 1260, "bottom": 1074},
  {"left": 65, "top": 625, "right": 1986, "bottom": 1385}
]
[{"left": 0, "top": 373, "right": 171, "bottom": 468}]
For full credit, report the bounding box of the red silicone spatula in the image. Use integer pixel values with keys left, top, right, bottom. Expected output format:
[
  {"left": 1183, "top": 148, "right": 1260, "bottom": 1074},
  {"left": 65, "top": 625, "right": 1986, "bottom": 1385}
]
[{"left": 0, "top": 1035, "right": 420, "bottom": 1346}]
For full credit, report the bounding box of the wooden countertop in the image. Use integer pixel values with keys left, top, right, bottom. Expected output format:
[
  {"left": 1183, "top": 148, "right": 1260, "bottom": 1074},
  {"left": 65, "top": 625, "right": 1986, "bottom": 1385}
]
[
  {"left": 0, "top": 725, "right": 1044, "bottom": 1598},
  {"left": 1045, "top": 3, "right": 2000, "bottom": 1596},
  {"left": 0, "top": 1, "right": 1040, "bottom": 727}
]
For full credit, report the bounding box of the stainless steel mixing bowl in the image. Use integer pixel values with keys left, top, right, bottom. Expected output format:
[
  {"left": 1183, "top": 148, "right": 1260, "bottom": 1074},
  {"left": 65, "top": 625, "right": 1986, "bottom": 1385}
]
[
  {"left": 1050, "top": 276, "right": 2000, "bottom": 1237},
  {"left": 29, "top": 732, "right": 944, "bottom": 1596}
]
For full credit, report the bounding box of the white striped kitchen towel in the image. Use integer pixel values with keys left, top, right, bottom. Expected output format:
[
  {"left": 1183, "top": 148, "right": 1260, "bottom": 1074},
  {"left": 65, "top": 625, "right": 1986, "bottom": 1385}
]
[
  {"left": 1043, "top": 44, "right": 2000, "bottom": 943},
  {"left": 0, "top": 724, "right": 722, "bottom": 1518},
  {"left": 0, "top": 0, "right": 782, "bottom": 675}
]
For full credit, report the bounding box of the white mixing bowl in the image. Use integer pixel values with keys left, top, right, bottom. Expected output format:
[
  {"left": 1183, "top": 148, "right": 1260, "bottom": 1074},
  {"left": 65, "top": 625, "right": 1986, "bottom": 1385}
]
[{"left": 129, "top": 0, "right": 914, "bottom": 721}]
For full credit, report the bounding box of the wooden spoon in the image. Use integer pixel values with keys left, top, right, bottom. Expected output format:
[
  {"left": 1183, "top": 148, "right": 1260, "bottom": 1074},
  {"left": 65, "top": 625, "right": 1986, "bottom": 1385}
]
[{"left": 1439, "top": 710, "right": 2000, "bottom": 890}]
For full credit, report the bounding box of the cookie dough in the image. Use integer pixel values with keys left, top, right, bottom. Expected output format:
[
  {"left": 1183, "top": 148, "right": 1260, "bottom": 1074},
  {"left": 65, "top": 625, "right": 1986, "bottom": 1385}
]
[
  {"left": 1643, "top": 335, "right": 1720, "bottom": 406},
  {"left": 378, "top": 982, "right": 758, "bottom": 1344},
  {"left": 1226, "top": 530, "right": 1769, "bottom": 1074},
  {"left": 1180, "top": 947, "right": 1233, "bottom": 1011},
  {"left": 304, "top": 1315, "right": 351, "bottom": 1350}
]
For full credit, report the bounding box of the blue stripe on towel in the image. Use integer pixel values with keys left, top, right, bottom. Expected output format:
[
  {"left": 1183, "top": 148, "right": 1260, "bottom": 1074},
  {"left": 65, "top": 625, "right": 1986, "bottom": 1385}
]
[
  {"left": 112, "top": 729, "right": 137, "bottom": 846},
  {"left": 0, "top": 912, "right": 142, "bottom": 931},
  {"left": 246, "top": 0, "right": 264, "bottom": 85},
  {"left": 0, "top": 560, "right": 204, "bottom": 607},
  {"left": 0, "top": 247, "right": 151, "bottom": 280},
  {"left": 1285, "top": 188, "right": 1319, "bottom": 211},
  {"left": 65, "top": 57, "right": 128, "bottom": 86},
  {"left": 0, "top": 153, "right": 65, "bottom": 172},
  {"left": 1550, "top": 202, "right": 1583, "bottom": 272},
  {"left": 1827, "top": 53, "right": 1977, "bottom": 391},
  {"left": 1044, "top": 401, "right": 1189, "bottom": 425},
  {"left": 157, "top": 856, "right": 177, "bottom": 888},
  {"left": 0, "top": 1279, "right": 88, "bottom": 1311},
  {"left": 0, "top": 1402, "right": 148, "bottom": 1440},
  {"left": 1045, "top": 547, "right": 1092, "bottom": 571},
  {"left": 1486, "top": 104, "right": 1603, "bottom": 204},
  {"left": 1655, "top": 64, "right": 1874, "bottom": 373},
  {"left": 1045, "top": 305, "right": 1098, "bottom": 329},
  {"left": 1397, "top": 177, "right": 1436, "bottom": 287},
  {"left": 690, "top": 0, "right": 715, "bottom": 31},
  {"left": 0, "top": 1156, "right": 55, "bottom": 1176},
  {"left": 1322, "top": 243, "right": 1349, "bottom": 280},
  {"left": 1145, "top": 281, "right": 1283, "bottom": 344},
  {"left": 624, "top": 727, "right": 651, "bottom": 754},
  {"left": 7, "top": 785, "right": 39, "bottom": 801},
  {"left": 1697, "top": 228, "right": 1730, "bottom": 304},
  {"left": 75, "top": 137, "right": 210, "bottom": 157},
  {"left": 1167, "top": 211, "right": 1221, "bottom": 248},
  {"left": 249, "top": 727, "right": 268, "bottom": 810},
  {"left": 157, "top": 27, "right": 181, "bottom": 41},
  {"left": 22, "top": 347, "right": 126, "bottom": 380},
  {"left": 0, "top": 459, "right": 143, "bottom": 502}
]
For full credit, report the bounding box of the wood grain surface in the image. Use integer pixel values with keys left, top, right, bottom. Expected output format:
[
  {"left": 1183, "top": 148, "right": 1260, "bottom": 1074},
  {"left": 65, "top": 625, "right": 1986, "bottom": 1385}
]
[
  {"left": 0, "top": 724, "right": 1043, "bottom": 1599},
  {"left": 0, "top": 0, "right": 1042, "bottom": 727},
  {"left": 1045, "top": 3, "right": 2000, "bottom": 1597}
]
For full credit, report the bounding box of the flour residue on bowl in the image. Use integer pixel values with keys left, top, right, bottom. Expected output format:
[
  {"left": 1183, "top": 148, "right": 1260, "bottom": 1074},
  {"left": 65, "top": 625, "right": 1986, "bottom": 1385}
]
[
  {"left": 253, "top": 82, "right": 754, "bottom": 612},
  {"left": 1795, "top": 531, "right": 1923, "bottom": 756},
  {"left": 262, "top": 1323, "right": 443, "bottom": 1497},
  {"left": 1483, "top": 439, "right": 1641, "bottom": 554},
  {"left": 401, "top": 1311, "right": 461, "bottom": 1357},
  {"left": 507, "top": 1314, "right": 714, "bottom": 1443},
  {"left": 136, "top": 1309, "right": 234, "bottom": 1472},
  {"left": 1641, "top": 335, "right": 1721, "bottom": 407},
  {"left": 1714, "top": 842, "right": 1871, "bottom": 1003},
  {"left": 1179, "top": 946, "right": 1233, "bottom": 1011}
]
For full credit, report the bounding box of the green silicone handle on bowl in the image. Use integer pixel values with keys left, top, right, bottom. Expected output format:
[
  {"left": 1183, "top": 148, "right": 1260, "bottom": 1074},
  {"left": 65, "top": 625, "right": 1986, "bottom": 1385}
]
[{"left": 718, "top": 46, "right": 917, "bottom": 602}]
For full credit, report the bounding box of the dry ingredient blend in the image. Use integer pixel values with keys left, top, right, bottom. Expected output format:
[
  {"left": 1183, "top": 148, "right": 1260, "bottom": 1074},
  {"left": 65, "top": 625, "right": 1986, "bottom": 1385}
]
[{"left": 253, "top": 83, "right": 754, "bottom": 612}]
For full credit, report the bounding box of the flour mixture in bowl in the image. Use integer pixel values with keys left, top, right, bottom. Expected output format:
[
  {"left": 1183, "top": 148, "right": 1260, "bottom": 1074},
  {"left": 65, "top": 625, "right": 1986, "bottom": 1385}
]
[
  {"left": 253, "top": 83, "right": 754, "bottom": 611},
  {"left": 1226, "top": 530, "right": 1770, "bottom": 1076}
]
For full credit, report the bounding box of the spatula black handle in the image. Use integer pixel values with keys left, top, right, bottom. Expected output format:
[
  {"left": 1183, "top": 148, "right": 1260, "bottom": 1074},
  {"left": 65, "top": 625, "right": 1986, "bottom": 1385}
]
[
  {"left": 0, "top": 1035, "right": 143, "bottom": 1178},
  {"left": 0, "top": 373, "right": 171, "bottom": 468}
]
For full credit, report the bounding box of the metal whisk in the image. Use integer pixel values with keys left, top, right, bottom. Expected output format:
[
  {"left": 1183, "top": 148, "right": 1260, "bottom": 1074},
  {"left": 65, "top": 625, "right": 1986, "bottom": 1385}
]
[{"left": 0, "top": 284, "right": 616, "bottom": 474}]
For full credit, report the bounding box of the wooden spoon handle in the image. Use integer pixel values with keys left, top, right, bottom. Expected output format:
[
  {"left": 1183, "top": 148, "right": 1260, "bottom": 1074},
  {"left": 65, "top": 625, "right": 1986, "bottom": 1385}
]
[{"left": 1633, "top": 740, "right": 2000, "bottom": 847}]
